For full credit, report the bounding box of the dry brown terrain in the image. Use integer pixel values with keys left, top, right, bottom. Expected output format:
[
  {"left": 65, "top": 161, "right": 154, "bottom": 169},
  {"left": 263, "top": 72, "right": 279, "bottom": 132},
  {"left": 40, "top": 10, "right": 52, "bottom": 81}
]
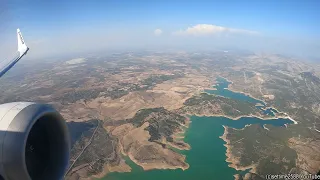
[
  {"left": 0, "top": 51, "right": 319, "bottom": 179},
  {"left": 64, "top": 74, "right": 212, "bottom": 121},
  {"left": 288, "top": 137, "right": 320, "bottom": 174},
  {"left": 119, "top": 122, "right": 189, "bottom": 170}
]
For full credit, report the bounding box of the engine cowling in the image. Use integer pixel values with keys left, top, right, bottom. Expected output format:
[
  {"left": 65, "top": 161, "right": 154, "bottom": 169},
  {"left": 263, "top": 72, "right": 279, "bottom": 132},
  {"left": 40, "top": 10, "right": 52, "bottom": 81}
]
[{"left": 0, "top": 102, "right": 70, "bottom": 180}]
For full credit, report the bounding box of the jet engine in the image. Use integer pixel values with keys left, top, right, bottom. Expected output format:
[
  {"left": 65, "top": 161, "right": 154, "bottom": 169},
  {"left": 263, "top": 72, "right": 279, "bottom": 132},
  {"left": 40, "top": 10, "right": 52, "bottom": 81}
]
[{"left": 0, "top": 102, "right": 70, "bottom": 180}]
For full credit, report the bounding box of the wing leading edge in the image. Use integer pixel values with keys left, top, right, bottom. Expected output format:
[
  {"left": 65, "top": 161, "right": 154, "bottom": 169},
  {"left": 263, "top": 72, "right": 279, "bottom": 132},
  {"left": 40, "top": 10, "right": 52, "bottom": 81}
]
[{"left": 0, "top": 29, "right": 29, "bottom": 78}]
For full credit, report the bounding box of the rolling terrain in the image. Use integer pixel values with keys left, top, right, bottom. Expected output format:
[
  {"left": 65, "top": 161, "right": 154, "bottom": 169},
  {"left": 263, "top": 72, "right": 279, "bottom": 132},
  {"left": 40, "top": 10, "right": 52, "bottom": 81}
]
[{"left": 0, "top": 50, "right": 319, "bottom": 179}]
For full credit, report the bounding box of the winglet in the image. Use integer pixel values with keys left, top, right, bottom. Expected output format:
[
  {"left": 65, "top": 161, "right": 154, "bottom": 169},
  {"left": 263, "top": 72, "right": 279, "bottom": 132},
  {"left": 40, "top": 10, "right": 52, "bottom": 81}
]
[
  {"left": 0, "top": 29, "right": 30, "bottom": 77},
  {"left": 17, "top": 28, "right": 28, "bottom": 56}
]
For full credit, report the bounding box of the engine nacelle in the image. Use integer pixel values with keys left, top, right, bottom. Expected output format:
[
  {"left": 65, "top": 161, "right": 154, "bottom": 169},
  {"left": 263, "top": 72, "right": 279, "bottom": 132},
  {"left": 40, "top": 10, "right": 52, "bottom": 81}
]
[{"left": 0, "top": 102, "right": 70, "bottom": 180}]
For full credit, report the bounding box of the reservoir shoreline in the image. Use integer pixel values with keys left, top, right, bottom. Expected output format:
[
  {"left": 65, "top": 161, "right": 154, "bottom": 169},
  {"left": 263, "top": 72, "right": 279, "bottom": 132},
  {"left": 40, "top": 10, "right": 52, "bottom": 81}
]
[{"left": 102, "top": 77, "right": 294, "bottom": 180}]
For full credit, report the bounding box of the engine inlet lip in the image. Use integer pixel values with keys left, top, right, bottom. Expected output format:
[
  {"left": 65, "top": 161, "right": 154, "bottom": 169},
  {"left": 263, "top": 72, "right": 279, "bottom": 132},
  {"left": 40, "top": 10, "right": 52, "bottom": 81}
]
[{"left": 2, "top": 104, "right": 70, "bottom": 180}]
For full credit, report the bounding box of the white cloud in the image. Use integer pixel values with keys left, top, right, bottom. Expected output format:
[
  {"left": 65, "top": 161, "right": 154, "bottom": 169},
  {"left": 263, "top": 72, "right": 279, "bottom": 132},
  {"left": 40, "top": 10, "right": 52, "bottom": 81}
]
[
  {"left": 154, "top": 29, "right": 163, "bottom": 36},
  {"left": 172, "top": 24, "right": 258, "bottom": 36}
]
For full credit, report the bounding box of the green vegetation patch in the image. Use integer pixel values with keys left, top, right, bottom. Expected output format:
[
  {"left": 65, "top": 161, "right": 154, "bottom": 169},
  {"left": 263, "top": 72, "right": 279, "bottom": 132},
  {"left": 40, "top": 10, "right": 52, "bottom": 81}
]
[
  {"left": 181, "top": 93, "right": 259, "bottom": 117},
  {"left": 129, "top": 107, "right": 186, "bottom": 142}
]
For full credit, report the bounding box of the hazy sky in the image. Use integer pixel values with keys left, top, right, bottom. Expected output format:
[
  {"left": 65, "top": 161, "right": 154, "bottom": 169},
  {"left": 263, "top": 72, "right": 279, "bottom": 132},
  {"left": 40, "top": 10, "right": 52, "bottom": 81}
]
[{"left": 0, "top": 0, "right": 319, "bottom": 60}]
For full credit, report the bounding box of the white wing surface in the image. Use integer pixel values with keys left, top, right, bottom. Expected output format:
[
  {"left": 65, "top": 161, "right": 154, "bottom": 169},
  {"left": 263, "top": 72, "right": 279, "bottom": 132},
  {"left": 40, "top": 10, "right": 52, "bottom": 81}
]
[{"left": 0, "top": 29, "right": 29, "bottom": 78}]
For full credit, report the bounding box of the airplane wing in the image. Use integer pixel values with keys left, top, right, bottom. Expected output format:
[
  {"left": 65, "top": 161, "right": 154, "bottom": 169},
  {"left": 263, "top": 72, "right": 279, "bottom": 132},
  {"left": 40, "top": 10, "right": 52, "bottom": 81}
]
[
  {"left": 0, "top": 29, "right": 70, "bottom": 180},
  {"left": 0, "top": 29, "right": 29, "bottom": 78}
]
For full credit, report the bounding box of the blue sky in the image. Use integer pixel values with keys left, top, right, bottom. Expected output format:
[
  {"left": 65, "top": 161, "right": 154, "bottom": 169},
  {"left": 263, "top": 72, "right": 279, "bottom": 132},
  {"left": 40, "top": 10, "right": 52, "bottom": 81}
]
[{"left": 0, "top": 0, "right": 319, "bottom": 59}]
